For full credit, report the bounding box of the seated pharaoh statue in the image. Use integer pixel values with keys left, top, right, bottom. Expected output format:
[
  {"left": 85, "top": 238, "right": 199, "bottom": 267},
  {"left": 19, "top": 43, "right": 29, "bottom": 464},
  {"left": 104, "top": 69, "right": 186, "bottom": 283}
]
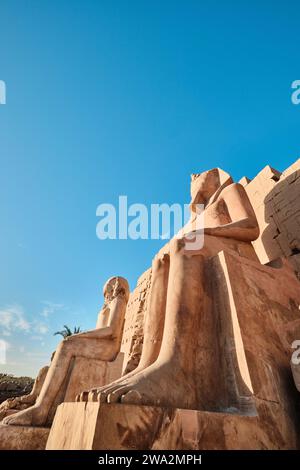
[
  {"left": 3, "top": 276, "right": 129, "bottom": 426},
  {"left": 78, "top": 168, "right": 260, "bottom": 410}
]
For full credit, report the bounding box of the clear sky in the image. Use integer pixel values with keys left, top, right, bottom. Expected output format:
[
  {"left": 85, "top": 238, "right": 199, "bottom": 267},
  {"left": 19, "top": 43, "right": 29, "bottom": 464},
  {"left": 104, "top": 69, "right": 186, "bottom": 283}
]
[{"left": 0, "top": 0, "right": 299, "bottom": 377}]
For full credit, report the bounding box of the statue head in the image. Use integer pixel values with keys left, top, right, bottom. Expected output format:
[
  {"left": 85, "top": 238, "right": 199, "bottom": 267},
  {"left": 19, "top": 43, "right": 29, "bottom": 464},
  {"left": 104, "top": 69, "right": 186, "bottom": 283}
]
[
  {"left": 190, "top": 168, "right": 232, "bottom": 212},
  {"left": 103, "top": 276, "right": 130, "bottom": 304}
]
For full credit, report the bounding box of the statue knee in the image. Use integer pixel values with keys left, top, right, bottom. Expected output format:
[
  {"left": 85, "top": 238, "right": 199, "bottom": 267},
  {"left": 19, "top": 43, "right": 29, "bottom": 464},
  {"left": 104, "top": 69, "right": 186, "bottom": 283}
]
[
  {"left": 56, "top": 339, "right": 71, "bottom": 355},
  {"left": 170, "top": 237, "right": 185, "bottom": 255},
  {"left": 153, "top": 252, "right": 170, "bottom": 271}
]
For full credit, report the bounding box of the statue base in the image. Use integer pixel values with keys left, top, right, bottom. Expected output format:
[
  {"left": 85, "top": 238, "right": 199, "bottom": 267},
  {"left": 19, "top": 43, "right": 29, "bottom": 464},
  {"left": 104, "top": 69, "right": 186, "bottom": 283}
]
[
  {"left": 47, "top": 250, "right": 300, "bottom": 450},
  {"left": 0, "top": 423, "right": 50, "bottom": 450},
  {"left": 46, "top": 401, "right": 295, "bottom": 450}
]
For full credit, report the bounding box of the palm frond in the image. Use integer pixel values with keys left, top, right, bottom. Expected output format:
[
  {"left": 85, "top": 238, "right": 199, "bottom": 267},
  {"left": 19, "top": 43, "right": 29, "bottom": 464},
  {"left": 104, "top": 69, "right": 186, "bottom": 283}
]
[{"left": 54, "top": 325, "right": 82, "bottom": 338}]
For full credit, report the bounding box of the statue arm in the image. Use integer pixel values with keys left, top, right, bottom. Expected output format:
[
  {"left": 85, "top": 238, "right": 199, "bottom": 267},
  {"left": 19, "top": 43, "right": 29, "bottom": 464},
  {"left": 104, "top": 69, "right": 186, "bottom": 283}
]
[
  {"left": 204, "top": 184, "right": 259, "bottom": 241},
  {"left": 64, "top": 326, "right": 113, "bottom": 341},
  {"left": 204, "top": 218, "right": 259, "bottom": 241},
  {"left": 64, "top": 297, "right": 126, "bottom": 342}
]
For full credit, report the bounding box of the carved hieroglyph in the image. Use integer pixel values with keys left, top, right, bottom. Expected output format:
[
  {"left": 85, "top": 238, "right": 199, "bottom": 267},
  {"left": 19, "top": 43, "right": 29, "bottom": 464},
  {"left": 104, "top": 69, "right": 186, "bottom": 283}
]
[
  {"left": 4, "top": 162, "right": 300, "bottom": 450},
  {"left": 120, "top": 269, "right": 152, "bottom": 375},
  {"left": 242, "top": 159, "right": 300, "bottom": 275}
]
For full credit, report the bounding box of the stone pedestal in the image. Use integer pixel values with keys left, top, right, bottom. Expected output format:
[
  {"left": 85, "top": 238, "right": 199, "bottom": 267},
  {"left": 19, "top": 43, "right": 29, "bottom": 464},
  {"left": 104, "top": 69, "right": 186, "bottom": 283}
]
[
  {"left": 45, "top": 401, "right": 296, "bottom": 450},
  {"left": 63, "top": 352, "right": 124, "bottom": 402},
  {"left": 0, "top": 353, "right": 125, "bottom": 449},
  {"left": 0, "top": 424, "right": 50, "bottom": 450},
  {"left": 46, "top": 250, "right": 300, "bottom": 450}
]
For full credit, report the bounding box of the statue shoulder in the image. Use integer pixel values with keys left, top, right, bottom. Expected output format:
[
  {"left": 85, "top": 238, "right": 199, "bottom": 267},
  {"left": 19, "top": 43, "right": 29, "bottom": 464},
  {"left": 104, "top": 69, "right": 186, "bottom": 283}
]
[
  {"left": 222, "top": 182, "right": 244, "bottom": 193},
  {"left": 219, "top": 182, "right": 247, "bottom": 200}
]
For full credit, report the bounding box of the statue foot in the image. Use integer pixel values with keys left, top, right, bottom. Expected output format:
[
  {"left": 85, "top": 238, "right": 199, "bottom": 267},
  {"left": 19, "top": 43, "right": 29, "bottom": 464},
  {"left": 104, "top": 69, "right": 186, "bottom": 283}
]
[
  {"left": 98, "top": 362, "right": 198, "bottom": 409},
  {"left": 77, "top": 384, "right": 120, "bottom": 403},
  {"left": 2, "top": 405, "right": 45, "bottom": 427},
  {"left": 77, "top": 367, "right": 143, "bottom": 402}
]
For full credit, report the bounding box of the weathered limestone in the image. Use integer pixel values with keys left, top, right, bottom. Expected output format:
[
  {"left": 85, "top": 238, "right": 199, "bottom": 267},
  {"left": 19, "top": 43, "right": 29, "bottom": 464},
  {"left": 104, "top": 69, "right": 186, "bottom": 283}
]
[
  {"left": 0, "top": 424, "right": 50, "bottom": 451},
  {"left": 4, "top": 162, "right": 300, "bottom": 451},
  {"left": 0, "top": 365, "right": 49, "bottom": 421},
  {"left": 79, "top": 169, "right": 260, "bottom": 409},
  {"left": 243, "top": 160, "right": 300, "bottom": 275},
  {"left": 2, "top": 276, "right": 129, "bottom": 429},
  {"left": 45, "top": 402, "right": 294, "bottom": 450},
  {"left": 83, "top": 252, "right": 170, "bottom": 402},
  {"left": 239, "top": 176, "right": 252, "bottom": 187},
  {"left": 120, "top": 268, "right": 152, "bottom": 375},
  {"left": 47, "top": 249, "right": 300, "bottom": 449}
]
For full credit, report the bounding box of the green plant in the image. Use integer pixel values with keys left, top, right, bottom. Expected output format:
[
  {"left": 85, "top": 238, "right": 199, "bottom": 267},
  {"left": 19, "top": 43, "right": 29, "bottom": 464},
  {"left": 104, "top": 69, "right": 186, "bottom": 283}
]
[{"left": 54, "top": 325, "right": 81, "bottom": 339}]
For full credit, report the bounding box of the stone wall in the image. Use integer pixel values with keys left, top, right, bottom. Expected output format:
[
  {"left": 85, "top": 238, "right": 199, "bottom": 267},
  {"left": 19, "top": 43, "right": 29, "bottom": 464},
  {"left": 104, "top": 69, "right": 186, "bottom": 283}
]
[
  {"left": 47, "top": 250, "right": 300, "bottom": 450},
  {"left": 241, "top": 159, "right": 300, "bottom": 276},
  {"left": 120, "top": 159, "right": 300, "bottom": 375},
  {"left": 120, "top": 268, "right": 152, "bottom": 374}
]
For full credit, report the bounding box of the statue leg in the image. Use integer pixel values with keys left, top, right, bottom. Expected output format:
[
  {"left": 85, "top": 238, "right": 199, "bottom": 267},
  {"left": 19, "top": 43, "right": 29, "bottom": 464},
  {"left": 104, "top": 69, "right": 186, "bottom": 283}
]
[
  {"left": 81, "top": 252, "right": 170, "bottom": 402},
  {"left": 19, "top": 365, "right": 49, "bottom": 406},
  {"left": 138, "top": 252, "right": 170, "bottom": 369},
  {"left": 95, "top": 238, "right": 207, "bottom": 410},
  {"left": 3, "top": 338, "right": 115, "bottom": 426}
]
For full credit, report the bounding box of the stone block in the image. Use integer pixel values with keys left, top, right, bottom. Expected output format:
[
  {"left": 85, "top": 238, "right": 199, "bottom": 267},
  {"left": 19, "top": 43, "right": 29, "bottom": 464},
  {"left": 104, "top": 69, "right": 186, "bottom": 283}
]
[
  {"left": 64, "top": 353, "right": 124, "bottom": 402},
  {"left": 0, "top": 424, "right": 50, "bottom": 450},
  {"left": 47, "top": 250, "right": 300, "bottom": 450},
  {"left": 46, "top": 401, "right": 297, "bottom": 450},
  {"left": 239, "top": 176, "right": 251, "bottom": 187}
]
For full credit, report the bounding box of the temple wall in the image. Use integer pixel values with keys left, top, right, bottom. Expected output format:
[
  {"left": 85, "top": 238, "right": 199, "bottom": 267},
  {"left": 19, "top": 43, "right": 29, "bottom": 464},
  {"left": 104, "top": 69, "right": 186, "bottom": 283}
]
[
  {"left": 120, "top": 268, "right": 152, "bottom": 374},
  {"left": 47, "top": 250, "right": 300, "bottom": 450},
  {"left": 121, "top": 158, "right": 300, "bottom": 375},
  {"left": 5, "top": 159, "right": 300, "bottom": 451},
  {"left": 241, "top": 159, "right": 300, "bottom": 275}
]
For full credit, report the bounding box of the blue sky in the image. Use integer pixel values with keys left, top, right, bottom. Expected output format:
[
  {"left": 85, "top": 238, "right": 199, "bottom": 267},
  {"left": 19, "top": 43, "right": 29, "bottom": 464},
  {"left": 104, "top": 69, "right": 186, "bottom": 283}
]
[{"left": 0, "top": 0, "right": 299, "bottom": 376}]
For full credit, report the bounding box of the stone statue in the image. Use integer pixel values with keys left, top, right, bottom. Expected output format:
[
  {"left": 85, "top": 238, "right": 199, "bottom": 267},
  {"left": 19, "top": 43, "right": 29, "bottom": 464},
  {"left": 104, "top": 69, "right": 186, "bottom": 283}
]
[
  {"left": 79, "top": 168, "right": 259, "bottom": 409},
  {"left": 3, "top": 276, "right": 129, "bottom": 426},
  {"left": 0, "top": 365, "right": 49, "bottom": 421},
  {"left": 80, "top": 252, "right": 170, "bottom": 402}
]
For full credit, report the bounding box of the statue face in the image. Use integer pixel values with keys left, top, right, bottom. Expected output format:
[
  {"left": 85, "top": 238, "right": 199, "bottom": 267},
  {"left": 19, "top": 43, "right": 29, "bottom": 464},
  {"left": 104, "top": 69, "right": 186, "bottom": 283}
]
[
  {"left": 104, "top": 280, "right": 115, "bottom": 301},
  {"left": 190, "top": 169, "right": 220, "bottom": 206},
  {"left": 103, "top": 276, "right": 130, "bottom": 303}
]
